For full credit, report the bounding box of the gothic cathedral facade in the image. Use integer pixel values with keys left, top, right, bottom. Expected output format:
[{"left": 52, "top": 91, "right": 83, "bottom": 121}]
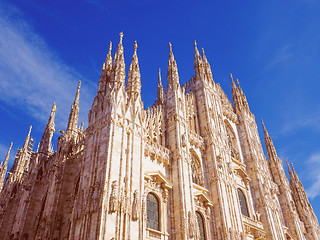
[{"left": 0, "top": 33, "right": 319, "bottom": 240}]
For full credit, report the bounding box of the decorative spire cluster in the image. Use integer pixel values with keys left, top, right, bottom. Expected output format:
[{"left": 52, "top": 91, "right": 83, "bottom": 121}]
[
  {"left": 194, "top": 40, "right": 203, "bottom": 80},
  {"left": 67, "top": 80, "right": 81, "bottom": 133},
  {"left": 261, "top": 119, "right": 279, "bottom": 162},
  {"left": 167, "top": 42, "right": 180, "bottom": 88},
  {"left": 231, "top": 73, "right": 250, "bottom": 113},
  {"left": 112, "top": 32, "right": 126, "bottom": 84},
  {"left": 127, "top": 41, "right": 141, "bottom": 98},
  {"left": 9, "top": 126, "right": 33, "bottom": 177}
]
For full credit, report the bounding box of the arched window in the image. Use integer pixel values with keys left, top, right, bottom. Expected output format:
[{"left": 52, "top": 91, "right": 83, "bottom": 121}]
[
  {"left": 196, "top": 212, "right": 206, "bottom": 240},
  {"left": 191, "top": 153, "right": 204, "bottom": 186},
  {"left": 237, "top": 189, "right": 249, "bottom": 217},
  {"left": 147, "top": 193, "right": 160, "bottom": 230}
]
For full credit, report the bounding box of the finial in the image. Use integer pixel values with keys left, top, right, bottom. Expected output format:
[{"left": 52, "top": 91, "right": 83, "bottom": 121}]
[
  {"left": 74, "top": 80, "right": 81, "bottom": 104},
  {"left": 202, "top": 48, "right": 205, "bottom": 56},
  {"left": 230, "top": 73, "right": 234, "bottom": 81},
  {"left": 9, "top": 142, "right": 13, "bottom": 151},
  {"left": 169, "top": 42, "right": 172, "bottom": 53},
  {"left": 28, "top": 125, "right": 32, "bottom": 135},
  {"left": 134, "top": 41, "right": 138, "bottom": 54},
  {"left": 52, "top": 102, "right": 56, "bottom": 113},
  {"left": 236, "top": 79, "right": 241, "bottom": 88},
  {"left": 290, "top": 162, "right": 297, "bottom": 174},
  {"left": 260, "top": 119, "right": 265, "bottom": 128},
  {"left": 194, "top": 40, "right": 197, "bottom": 48},
  {"left": 108, "top": 41, "right": 112, "bottom": 54},
  {"left": 158, "top": 68, "right": 162, "bottom": 85},
  {"left": 119, "top": 32, "right": 124, "bottom": 44},
  {"left": 285, "top": 158, "right": 292, "bottom": 172}
]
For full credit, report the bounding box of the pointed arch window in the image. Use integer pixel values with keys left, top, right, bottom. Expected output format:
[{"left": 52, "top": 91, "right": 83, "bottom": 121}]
[
  {"left": 147, "top": 193, "right": 160, "bottom": 231},
  {"left": 191, "top": 154, "right": 204, "bottom": 186},
  {"left": 196, "top": 211, "right": 206, "bottom": 240},
  {"left": 237, "top": 189, "right": 249, "bottom": 217}
]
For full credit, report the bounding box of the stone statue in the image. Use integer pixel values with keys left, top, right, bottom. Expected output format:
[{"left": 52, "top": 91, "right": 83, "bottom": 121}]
[
  {"left": 132, "top": 190, "right": 139, "bottom": 221},
  {"left": 109, "top": 181, "right": 118, "bottom": 213}
]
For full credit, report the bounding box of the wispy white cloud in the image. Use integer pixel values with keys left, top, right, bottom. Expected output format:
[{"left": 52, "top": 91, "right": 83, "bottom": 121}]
[
  {"left": 264, "top": 44, "right": 293, "bottom": 71},
  {"left": 0, "top": 2, "right": 96, "bottom": 130},
  {"left": 305, "top": 153, "right": 320, "bottom": 199},
  {"left": 276, "top": 116, "right": 320, "bottom": 136}
]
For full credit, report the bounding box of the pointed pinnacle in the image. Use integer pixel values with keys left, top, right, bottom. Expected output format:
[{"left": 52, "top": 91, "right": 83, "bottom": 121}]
[
  {"left": 23, "top": 126, "right": 32, "bottom": 149},
  {"left": 291, "top": 162, "right": 297, "bottom": 175},
  {"left": 8, "top": 142, "right": 13, "bottom": 151},
  {"left": 158, "top": 68, "right": 162, "bottom": 86},
  {"left": 194, "top": 40, "right": 201, "bottom": 58},
  {"left": 134, "top": 41, "right": 138, "bottom": 54},
  {"left": 108, "top": 41, "right": 112, "bottom": 54},
  {"left": 236, "top": 78, "right": 241, "bottom": 88},
  {"left": 261, "top": 119, "right": 268, "bottom": 136},
  {"left": 28, "top": 125, "right": 32, "bottom": 137},
  {"left": 52, "top": 102, "right": 56, "bottom": 113},
  {"left": 230, "top": 73, "right": 236, "bottom": 87},
  {"left": 119, "top": 32, "right": 124, "bottom": 44},
  {"left": 74, "top": 80, "right": 81, "bottom": 104},
  {"left": 202, "top": 48, "right": 207, "bottom": 60},
  {"left": 4, "top": 142, "right": 13, "bottom": 163},
  {"left": 286, "top": 158, "right": 293, "bottom": 173}
]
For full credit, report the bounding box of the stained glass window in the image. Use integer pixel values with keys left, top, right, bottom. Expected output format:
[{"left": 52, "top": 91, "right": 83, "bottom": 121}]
[
  {"left": 147, "top": 193, "right": 160, "bottom": 230},
  {"left": 196, "top": 211, "right": 206, "bottom": 240},
  {"left": 237, "top": 189, "right": 249, "bottom": 217}
]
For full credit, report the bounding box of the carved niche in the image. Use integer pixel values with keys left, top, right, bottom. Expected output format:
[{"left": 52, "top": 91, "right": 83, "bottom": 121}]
[
  {"left": 225, "top": 121, "right": 241, "bottom": 160},
  {"left": 190, "top": 152, "right": 204, "bottom": 186}
]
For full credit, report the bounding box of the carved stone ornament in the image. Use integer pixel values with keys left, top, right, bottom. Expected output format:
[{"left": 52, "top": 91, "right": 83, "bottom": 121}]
[
  {"left": 144, "top": 172, "right": 172, "bottom": 204},
  {"left": 256, "top": 210, "right": 261, "bottom": 222},
  {"left": 132, "top": 190, "right": 139, "bottom": 221},
  {"left": 109, "top": 181, "right": 118, "bottom": 213}
]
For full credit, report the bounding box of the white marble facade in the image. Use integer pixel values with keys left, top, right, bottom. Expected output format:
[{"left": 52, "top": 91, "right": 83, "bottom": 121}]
[{"left": 0, "top": 33, "right": 319, "bottom": 240}]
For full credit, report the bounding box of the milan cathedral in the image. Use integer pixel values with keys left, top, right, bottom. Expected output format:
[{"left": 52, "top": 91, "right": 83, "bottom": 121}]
[{"left": 0, "top": 33, "right": 319, "bottom": 240}]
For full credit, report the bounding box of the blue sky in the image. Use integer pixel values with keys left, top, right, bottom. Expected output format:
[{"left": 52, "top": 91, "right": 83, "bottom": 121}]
[{"left": 1, "top": 0, "right": 320, "bottom": 220}]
